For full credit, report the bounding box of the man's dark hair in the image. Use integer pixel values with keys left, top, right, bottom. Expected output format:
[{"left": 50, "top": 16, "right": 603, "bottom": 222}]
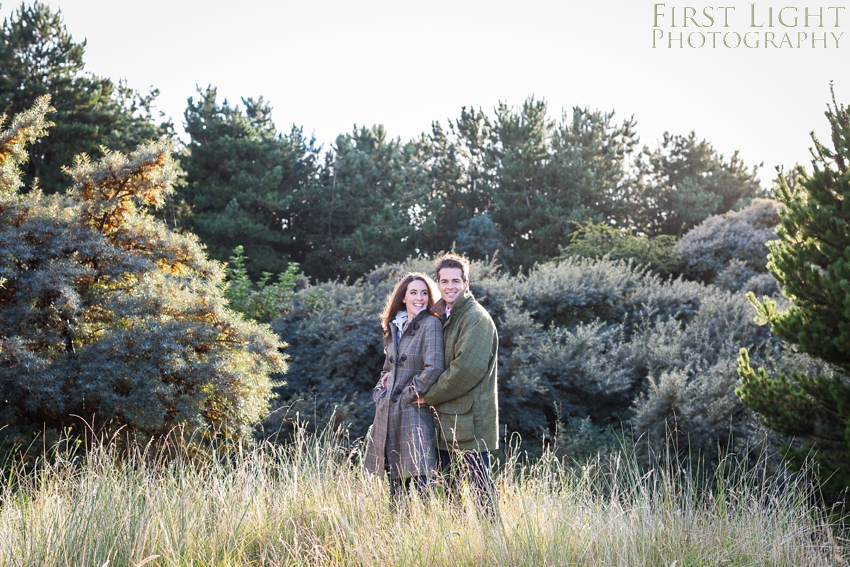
[{"left": 435, "top": 253, "right": 470, "bottom": 282}]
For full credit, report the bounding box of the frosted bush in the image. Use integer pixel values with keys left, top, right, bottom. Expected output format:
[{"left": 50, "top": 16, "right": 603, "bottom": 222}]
[{"left": 677, "top": 198, "right": 780, "bottom": 283}]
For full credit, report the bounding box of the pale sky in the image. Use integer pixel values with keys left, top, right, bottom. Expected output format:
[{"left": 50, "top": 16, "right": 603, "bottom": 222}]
[{"left": 3, "top": 0, "right": 848, "bottom": 186}]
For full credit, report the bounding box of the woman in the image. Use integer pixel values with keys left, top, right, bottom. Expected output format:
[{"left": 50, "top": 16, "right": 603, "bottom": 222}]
[{"left": 363, "top": 272, "right": 444, "bottom": 497}]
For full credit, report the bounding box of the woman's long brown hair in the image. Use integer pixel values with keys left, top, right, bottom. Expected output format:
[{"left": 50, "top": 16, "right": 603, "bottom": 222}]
[{"left": 380, "top": 272, "right": 439, "bottom": 346}]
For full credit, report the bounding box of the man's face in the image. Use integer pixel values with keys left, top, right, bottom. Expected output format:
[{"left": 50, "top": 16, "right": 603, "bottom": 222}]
[{"left": 437, "top": 267, "right": 468, "bottom": 308}]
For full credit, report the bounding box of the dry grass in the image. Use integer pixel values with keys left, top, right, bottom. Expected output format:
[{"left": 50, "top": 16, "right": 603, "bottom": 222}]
[{"left": 0, "top": 427, "right": 845, "bottom": 566}]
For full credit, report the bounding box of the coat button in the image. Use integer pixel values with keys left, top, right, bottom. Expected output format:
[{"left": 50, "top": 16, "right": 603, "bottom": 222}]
[
  {"left": 389, "top": 356, "right": 394, "bottom": 363},
  {"left": 400, "top": 354, "right": 407, "bottom": 362}
]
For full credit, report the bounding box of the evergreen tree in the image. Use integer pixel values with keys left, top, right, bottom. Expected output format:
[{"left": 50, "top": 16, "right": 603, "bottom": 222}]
[
  {"left": 483, "top": 98, "right": 554, "bottom": 269},
  {"left": 629, "top": 132, "right": 763, "bottom": 236},
  {"left": 222, "top": 245, "right": 303, "bottom": 324},
  {"left": 416, "top": 98, "right": 638, "bottom": 271},
  {"left": 484, "top": 99, "right": 639, "bottom": 270},
  {"left": 0, "top": 97, "right": 286, "bottom": 452},
  {"left": 179, "top": 87, "right": 318, "bottom": 278},
  {"left": 736, "top": 86, "right": 850, "bottom": 493},
  {"left": 412, "top": 111, "right": 492, "bottom": 256},
  {"left": 0, "top": 1, "right": 170, "bottom": 194},
  {"left": 300, "top": 125, "right": 434, "bottom": 280}
]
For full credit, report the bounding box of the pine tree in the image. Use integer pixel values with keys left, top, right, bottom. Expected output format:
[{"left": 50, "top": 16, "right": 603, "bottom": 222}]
[
  {"left": 299, "top": 125, "right": 434, "bottom": 280},
  {"left": 0, "top": 97, "right": 287, "bottom": 453},
  {"left": 0, "top": 1, "right": 170, "bottom": 194},
  {"left": 736, "top": 85, "right": 850, "bottom": 492},
  {"left": 416, "top": 98, "right": 639, "bottom": 271},
  {"left": 629, "top": 132, "right": 764, "bottom": 236},
  {"left": 179, "top": 87, "right": 317, "bottom": 279},
  {"left": 412, "top": 112, "right": 491, "bottom": 256}
]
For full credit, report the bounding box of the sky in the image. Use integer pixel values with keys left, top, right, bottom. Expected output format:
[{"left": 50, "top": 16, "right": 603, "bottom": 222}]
[{"left": 2, "top": 0, "right": 848, "bottom": 186}]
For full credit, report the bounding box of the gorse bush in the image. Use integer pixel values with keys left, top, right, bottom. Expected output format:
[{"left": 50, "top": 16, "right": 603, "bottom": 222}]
[
  {"left": 499, "top": 258, "right": 785, "bottom": 459},
  {"left": 560, "top": 222, "right": 686, "bottom": 279},
  {"left": 0, "top": 98, "right": 287, "bottom": 454},
  {"left": 677, "top": 198, "right": 781, "bottom": 290}
]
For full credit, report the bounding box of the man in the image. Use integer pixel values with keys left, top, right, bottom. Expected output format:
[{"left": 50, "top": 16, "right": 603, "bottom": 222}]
[{"left": 415, "top": 253, "right": 499, "bottom": 512}]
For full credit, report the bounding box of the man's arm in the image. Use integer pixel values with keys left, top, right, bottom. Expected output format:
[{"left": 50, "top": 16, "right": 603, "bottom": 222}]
[{"left": 422, "top": 314, "right": 496, "bottom": 407}]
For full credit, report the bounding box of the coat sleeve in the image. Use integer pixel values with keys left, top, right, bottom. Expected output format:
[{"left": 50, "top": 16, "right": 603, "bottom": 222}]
[
  {"left": 401, "top": 316, "right": 445, "bottom": 405},
  {"left": 372, "top": 343, "right": 392, "bottom": 404},
  {"left": 422, "top": 312, "right": 496, "bottom": 407}
]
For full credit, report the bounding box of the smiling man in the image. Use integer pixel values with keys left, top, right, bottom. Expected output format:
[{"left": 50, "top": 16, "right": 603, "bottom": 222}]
[{"left": 418, "top": 253, "right": 499, "bottom": 514}]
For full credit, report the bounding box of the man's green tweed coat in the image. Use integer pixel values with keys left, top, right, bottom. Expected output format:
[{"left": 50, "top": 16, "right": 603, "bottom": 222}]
[
  {"left": 364, "top": 309, "right": 444, "bottom": 479},
  {"left": 423, "top": 288, "right": 499, "bottom": 452}
]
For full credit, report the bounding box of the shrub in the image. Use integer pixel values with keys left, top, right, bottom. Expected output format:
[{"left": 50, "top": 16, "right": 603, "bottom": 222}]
[
  {"left": 560, "top": 221, "right": 686, "bottom": 279},
  {"left": 677, "top": 198, "right": 781, "bottom": 285},
  {"left": 264, "top": 252, "right": 791, "bottom": 461},
  {"left": 0, "top": 98, "right": 286, "bottom": 455}
]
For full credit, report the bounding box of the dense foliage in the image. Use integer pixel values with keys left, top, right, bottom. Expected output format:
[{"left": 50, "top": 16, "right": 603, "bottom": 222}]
[
  {"left": 178, "top": 88, "right": 317, "bottom": 278},
  {"left": 222, "top": 245, "right": 304, "bottom": 324},
  {"left": 559, "top": 222, "right": 685, "bottom": 279},
  {"left": 677, "top": 198, "right": 780, "bottom": 286},
  {"left": 177, "top": 89, "right": 764, "bottom": 280},
  {"left": 737, "top": 86, "right": 850, "bottom": 493},
  {"left": 628, "top": 132, "right": 764, "bottom": 236},
  {"left": 0, "top": 1, "right": 808, "bottom": 475},
  {"left": 265, "top": 250, "right": 793, "bottom": 462},
  {"left": 0, "top": 98, "right": 287, "bottom": 454}
]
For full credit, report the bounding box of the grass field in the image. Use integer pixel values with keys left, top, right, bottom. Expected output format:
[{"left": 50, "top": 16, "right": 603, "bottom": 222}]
[{"left": 0, "top": 427, "right": 845, "bottom": 566}]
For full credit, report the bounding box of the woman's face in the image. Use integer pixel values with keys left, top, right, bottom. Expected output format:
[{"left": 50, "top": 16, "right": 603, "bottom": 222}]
[{"left": 402, "top": 279, "right": 430, "bottom": 318}]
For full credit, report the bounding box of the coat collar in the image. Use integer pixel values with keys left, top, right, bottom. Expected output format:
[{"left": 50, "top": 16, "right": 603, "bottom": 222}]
[
  {"left": 391, "top": 310, "right": 408, "bottom": 333},
  {"left": 392, "top": 307, "right": 432, "bottom": 336}
]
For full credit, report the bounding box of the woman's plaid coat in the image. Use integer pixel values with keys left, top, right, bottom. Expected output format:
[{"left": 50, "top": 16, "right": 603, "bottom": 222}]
[{"left": 364, "top": 309, "right": 444, "bottom": 479}]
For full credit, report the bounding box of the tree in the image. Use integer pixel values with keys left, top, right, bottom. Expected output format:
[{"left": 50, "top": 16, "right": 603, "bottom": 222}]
[
  {"left": 418, "top": 98, "right": 639, "bottom": 271},
  {"left": 736, "top": 86, "right": 850, "bottom": 493},
  {"left": 222, "top": 245, "right": 303, "bottom": 324},
  {"left": 298, "top": 125, "right": 434, "bottom": 280},
  {"left": 496, "top": 101, "right": 640, "bottom": 270},
  {"left": 178, "top": 87, "right": 318, "bottom": 278},
  {"left": 0, "top": 97, "right": 287, "bottom": 453},
  {"left": 487, "top": 100, "right": 639, "bottom": 270},
  {"left": 629, "top": 132, "right": 764, "bottom": 236},
  {"left": 412, "top": 109, "right": 492, "bottom": 256},
  {"left": 0, "top": 2, "right": 171, "bottom": 194}
]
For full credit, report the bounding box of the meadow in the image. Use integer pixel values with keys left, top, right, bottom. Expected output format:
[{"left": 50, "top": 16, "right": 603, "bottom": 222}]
[{"left": 0, "top": 426, "right": 844, "bottom": 567}]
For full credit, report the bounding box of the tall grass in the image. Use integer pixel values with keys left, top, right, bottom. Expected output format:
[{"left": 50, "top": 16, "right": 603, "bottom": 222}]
[{"left": 0, "top": 426, "right": 844, "bottom": 566}]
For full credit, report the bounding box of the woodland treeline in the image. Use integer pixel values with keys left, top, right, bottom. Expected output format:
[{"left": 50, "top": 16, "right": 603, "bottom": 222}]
[
  {"left": 2, "top": 2, "right": 850, "bottom": 497},
  {"left": 0, "top": 4, "right": 764, "bottom": 281}
]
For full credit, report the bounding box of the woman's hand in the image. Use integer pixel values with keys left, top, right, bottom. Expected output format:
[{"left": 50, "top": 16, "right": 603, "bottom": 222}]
[{"left": 380, "top": 374, "right": 388, "bottom": 389}]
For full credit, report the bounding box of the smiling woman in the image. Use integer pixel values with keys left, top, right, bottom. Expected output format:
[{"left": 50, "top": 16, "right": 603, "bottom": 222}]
[{"left": 363, "top": 272, "right": 444, "bottom": 499}]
